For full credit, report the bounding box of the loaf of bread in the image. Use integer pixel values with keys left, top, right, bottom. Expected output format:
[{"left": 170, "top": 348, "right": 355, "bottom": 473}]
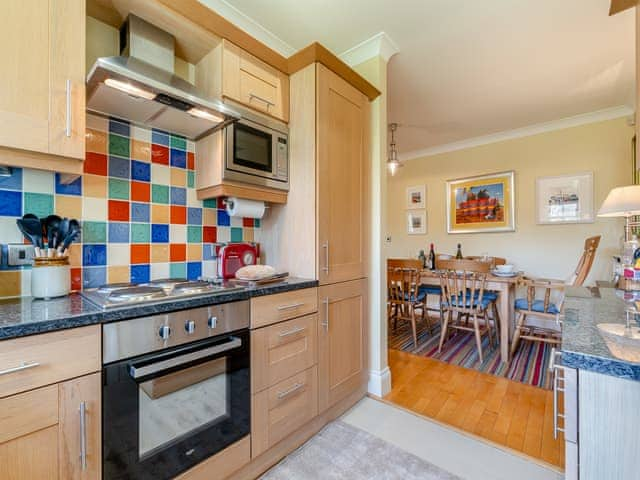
[{"left": 235, "top": 265, "right": 276, "bottom": 280}]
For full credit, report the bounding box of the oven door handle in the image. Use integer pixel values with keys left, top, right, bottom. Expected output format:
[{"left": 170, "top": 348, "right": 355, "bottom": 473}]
[{"left": 129, "top": 337, "right": 242, "bottom": 379}]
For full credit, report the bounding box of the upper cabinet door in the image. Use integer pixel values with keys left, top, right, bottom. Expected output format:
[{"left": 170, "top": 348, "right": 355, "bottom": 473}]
[
  {"left": 0, "top": 0, "right": 85, "bottom": 160},
  {"left": 316, "top": 64, "right": 368, "bottom": 285}
]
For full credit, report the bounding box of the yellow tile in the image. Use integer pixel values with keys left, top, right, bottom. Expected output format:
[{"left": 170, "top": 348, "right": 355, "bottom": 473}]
[
  {"left": 151, "top": 244, "right": 169, "bottom": 263},
  {"left": 84, "top": 174, "right": 107, "bottom": 198},
  {"left": 132, "top": 139, "right": 151, "bottom": 162},
  {"left": 243, "top": 228, "right": 254, "bottom": 242},
  {"left": 55, "top": 195, "right": 82, "bottom": 219},
  {"left": 0, "top": 271, "right": 21, "bottom": 298},
  {"left": 67, "top": 244, "right": 82, "bottom": 267},
  {"left": 85, "top": 128, "right": 107, "bottom": 154},
  {"left": 187, "top": 244, "right": 202, "bottom": 261},
  {"left": 170, "top": 168, "right": 187, "bottom": 187},
  {"left": 152, "top": 204, "right": 170, "bottom": 223},
  {"left": 108, "top": 266, "right": 130, "bottom": 283},
  {"left": 203, "top": 208, "right": 216, "bottom": 225}
]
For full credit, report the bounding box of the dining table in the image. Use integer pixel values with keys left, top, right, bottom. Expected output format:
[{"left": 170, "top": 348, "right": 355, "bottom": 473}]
[{"left": 418, "top": 269, "right": 521, "bottom": 363}]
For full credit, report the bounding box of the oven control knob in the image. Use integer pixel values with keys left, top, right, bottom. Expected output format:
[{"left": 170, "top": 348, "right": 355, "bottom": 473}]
[
  {"left": 185, "top": 320, "right": 196, "bottom": 334},
  {"left": 208, "top": 316, "right": 218, "bottom": 329},
  {"left": 158, "top": 325, "right": 171, "bottom": 340}
]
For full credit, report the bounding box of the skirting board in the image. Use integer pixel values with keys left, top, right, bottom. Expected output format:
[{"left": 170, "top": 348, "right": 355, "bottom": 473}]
[{"left": 367, "top": 366, "right": 392, "bottom": 397}]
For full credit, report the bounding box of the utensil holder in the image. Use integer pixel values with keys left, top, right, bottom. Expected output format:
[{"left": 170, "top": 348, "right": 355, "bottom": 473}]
[{"left": 31, "top": 257, "right": 70, "bottom": 299}]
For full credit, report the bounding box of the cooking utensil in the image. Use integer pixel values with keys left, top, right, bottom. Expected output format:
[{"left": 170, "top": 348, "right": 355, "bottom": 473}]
[
  {"left": 55, "top": 218, "right": 70, "bottom": 256},
  {"left": 17, "top": 216, "right": 44, "bottom": 257},
  {"left": 44, "top": 215, "right": 62, "bottom": 256},
  {"left": 59, "top": 219, "right": 81, "bottom": 256}
]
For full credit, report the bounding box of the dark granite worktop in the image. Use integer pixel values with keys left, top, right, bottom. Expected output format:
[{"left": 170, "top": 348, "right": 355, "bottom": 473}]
[
  {"left": 561, "top": 287, "right": 640, "bottom": 381},
  {"left": 0, "top": 277, "right": 318, "bottom": 340}
]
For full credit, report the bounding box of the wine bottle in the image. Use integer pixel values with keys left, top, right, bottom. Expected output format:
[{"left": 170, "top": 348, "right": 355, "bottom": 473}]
[
  {"left": 418, "top": 249, "right": 426, "bottom": 268},
  {"left": 456, "top": 243, "right": 463, "bottom": 260},
  {"left": 428, "top": 243, "right": 436, "bottom": 270}
]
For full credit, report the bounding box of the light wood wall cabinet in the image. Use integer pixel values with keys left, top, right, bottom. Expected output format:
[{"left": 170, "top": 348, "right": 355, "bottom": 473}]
[
  {"left": 196, "top": 39, "right": 289, "bottom": 122},
  {"left": 0, "top": 0, "right": 85, "bottom": 172}
]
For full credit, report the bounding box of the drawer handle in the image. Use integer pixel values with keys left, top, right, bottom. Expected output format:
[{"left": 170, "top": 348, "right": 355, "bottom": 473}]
[
  {"left": 249, "top": 93, "right": 275, "bottom": 107},
  {"left": 277, "top": 302, "right": 305, "bottom": 311},
  {"left": 79, "top": 401, "right": 87, "bottom": 470},
  {"left": 277, "top": 382, "right": 305, "bottom": 400},
  {"left": 278, "top": 326, "right": 307, "bottom": 338},
  {"left": 0, "top": 361, "right": 40, "bottom": 376},
  {"left": 65, "top": 79, "right": 72, "bottom": 138}
]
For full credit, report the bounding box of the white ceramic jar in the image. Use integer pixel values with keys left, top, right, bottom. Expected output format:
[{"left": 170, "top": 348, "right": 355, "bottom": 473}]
[{"left": 31, "top": 257, "right": 71, "bottom": 299}]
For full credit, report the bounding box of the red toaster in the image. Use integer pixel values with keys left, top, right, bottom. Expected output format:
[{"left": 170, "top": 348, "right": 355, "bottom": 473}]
[{"left": 217, "top": 243, "right": 259, "bottom": 279}]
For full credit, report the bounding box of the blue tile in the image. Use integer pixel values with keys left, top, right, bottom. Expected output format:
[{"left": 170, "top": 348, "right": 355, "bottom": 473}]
[
  {"left": 109, "top": 118, "right": 130, "bottom": 137},
  {"left": 254, "top": 218, "right": 261, "bottom": 228},
  {"left": 152, "top": 130, "right": 170, "bottom": 146},
  {"left": 131, "top": 203, "right": 150, "bottom": 223},
  {"left": 170, "top": 149, "right": 187, "bottom": 169},
  {"left": 0, "top": 168, "right": 22, "bottom": 190},
  {"left": 230, "top": 227, "right": 243, "bottom": 242},
  {"left": 83, "top": 267, "right": 106, "bottom": 288},
  {"left": 108, "top": 222, "right": 130, "bottom": 243},
  {"left": 131, "top": 264, "right": 151, "bottom": 284},
  {"left": 187, "top": 207, "right": 202, "bottom": 225},
  {"left": 151, "top": 224, "right": 169, "bottom": 243},
  {"left": 217, "top": 209, "right": 230, "bottom": 226},
  {"left": 0, "top": 190, "right": 22, "bottom": 216},
  {"left": 203, "top": 244, "right": 216, "bottom": 260},
  {"left": 131, "top": 160, "right": 151, "bottom": 182},
  {"left": 55, "top": 173, "right": 82, "bottom": 196},
  {"left": 82, "top": 244, "right": 107, "bottom": 266},
  {"left": 109, "top": 156, "right": 131, "bottom": 179},
  {"left": 187, "top": 262, "right": 202, "bottom": 281},
  {"left": 170, "top": 187, "right": 186, "bottom": 206}
]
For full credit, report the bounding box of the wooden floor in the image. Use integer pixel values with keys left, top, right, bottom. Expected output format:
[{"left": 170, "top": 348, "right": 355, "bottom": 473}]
[{"left": 384, "top": 349, "right": 565, "bottom": 469}]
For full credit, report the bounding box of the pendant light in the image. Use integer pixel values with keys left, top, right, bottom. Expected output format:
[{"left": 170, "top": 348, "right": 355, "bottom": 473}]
[{"left": 388, "top": 123, "right": 402, "bottom": 175}]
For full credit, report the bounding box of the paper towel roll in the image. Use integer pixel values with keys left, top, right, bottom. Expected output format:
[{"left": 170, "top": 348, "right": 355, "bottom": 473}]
[{"left": 225, "top": 197, "right": 266, "bottom": 218}]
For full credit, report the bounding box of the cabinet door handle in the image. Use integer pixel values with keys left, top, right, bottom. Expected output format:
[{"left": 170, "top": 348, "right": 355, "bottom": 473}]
[
  {"left": 277, "top": 302, "right": 305, "bottom": 311},
  {"left": 322, "top": 242, "right": 329, "bottom": 274},
  {"left": 278, "top": 326, "right": 307, "bottom": 338},
  {"left": 277, "top": 382, "right": 304, "bottom": 400},
  {"left": 65, "top": 79, "right": 72, "bottom": 138},
  {"left": 249, "top": 93, "right": 275, "bottom": 107},
  {"left": 322, "top": 298, "right": 330, "bottom": 331},
  {"left": 0, "top": 361, "right": 40, "bottom": 376},
  {"left": 79, "top": 401, "right": 87, "bottom": 470}
]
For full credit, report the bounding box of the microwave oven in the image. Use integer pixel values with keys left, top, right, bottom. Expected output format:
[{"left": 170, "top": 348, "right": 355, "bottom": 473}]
[{"left": 222, "top": 107, "right": 289, "bottom": 191}]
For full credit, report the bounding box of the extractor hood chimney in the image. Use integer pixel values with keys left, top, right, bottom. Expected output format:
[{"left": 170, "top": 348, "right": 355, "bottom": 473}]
[{"left": 86, "top": 15, "right": 239, "bottom": 139}]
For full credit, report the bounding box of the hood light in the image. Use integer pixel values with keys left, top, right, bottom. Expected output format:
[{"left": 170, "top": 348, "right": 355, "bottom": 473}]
[
  {"left": 188, "top": 108, "right": 224, "bottom": 124},
  {"left": 104, "top": 78, "right": 157, "bottom": 100}
]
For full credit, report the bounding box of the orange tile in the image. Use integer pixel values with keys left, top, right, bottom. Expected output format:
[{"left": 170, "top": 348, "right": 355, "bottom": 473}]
[
  {"left": 131, "top": 181, "right": 150, "bottom": 202},
  {"left": 203, "top": 208, "right": 216, "bottom": 225},
  {"left": 151, "top": 204, "right": 170, "bottom": 223},
  {"left": 67, "top": 244, "right": 82, "bottom": 267},
  {"left": 108, "top": 266, "right": 130, "bottom": 283},
  {"left": 71, "top": 267, "right": 82, "bottom": 291},
  {"left": 151, "top": 244, "right": 169, "bottom": 263},
  {"left": 0, "top": 271, "right": 21, "bottom": 298},
  {"left": 85, "top": 128, "right": 107, "bottom": 154},
  {"left": 131, "top": 244, "right": 150, "bottom": 264},
  {"left": 170, "top": 243, "right": 186, "bottom": 262},
  {"left": 83, "top": 174, "right": 107, "bottom": 198},
  {"left": 131, "top": 139, "right": 151, "bottom": 162},
  {"left": 56, "top": 195, "right": 82, "bottom": 219},
  {"left": 187, "top": 244, "right": 202, "bottom": 261},
  {"left": 187, "top": 151, "right": 195, "bottom": 170},
  {"left": 170, "top": 205, "right": 186, "bottom": 224},
  {"left": 170, "top": 168, "right": 186, "bottom": 187}
]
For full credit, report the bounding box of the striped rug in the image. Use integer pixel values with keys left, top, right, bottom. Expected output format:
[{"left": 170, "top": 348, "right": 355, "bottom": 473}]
[{"left": 388, "top": 318, "right": 553, "bottom": 389}]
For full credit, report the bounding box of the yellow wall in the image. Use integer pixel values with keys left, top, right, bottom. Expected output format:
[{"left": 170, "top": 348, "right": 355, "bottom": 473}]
[{"left": 387, "top": 117, "right": 633, "bottom": 284}]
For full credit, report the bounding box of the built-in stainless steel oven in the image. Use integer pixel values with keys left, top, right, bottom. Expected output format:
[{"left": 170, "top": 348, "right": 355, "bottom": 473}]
[
  {"left": 222, "top": 106, "right": 288, "bottom": 191},
  {"left": 102, "top": 301, "right": 250, "bottom": 480}
]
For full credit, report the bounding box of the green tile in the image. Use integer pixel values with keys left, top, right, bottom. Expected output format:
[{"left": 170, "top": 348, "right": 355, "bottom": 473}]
[
  {"left": 108, "top": 178, "right": 129, "bottom": 200},
  {"left": 170, "top": 135, "right": 187, "bottom": 150},
  {"left": 131, "top": 223, "right": 150, "bottom": 243},
  {"left": 152, "top": 184, "right": 169, "bottom": 204},
  {"left": 187, "top": 225, "right": 202, "bottom": 243},
  {"left": 82, "top": 221, "right": 107, "bottom": 243},
  {"left": 187, "top": 171, "right": 195, "bottom": 188},
  {"left": 23, "top": 192, "right": 53, "bottom": 218},
  {"left": 202, "top": 198, "right": 217, "bottom": 208},
  {"left": 230, "top": 227, "right": 243, "bottom": 242},
  {"left": 170, "top": 262, "right": 186, "bottom": 278},
  {"left": 109, "top": 133, "right": 130, "bottom": 158}
]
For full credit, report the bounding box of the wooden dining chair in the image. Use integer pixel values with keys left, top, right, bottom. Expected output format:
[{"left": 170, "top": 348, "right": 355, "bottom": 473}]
[
  {"left": 438, "top": 259, "right": 500, "bottom": 363},
  {"left": 387, "top": 258, "right": 443, "bottom": 325},
  {"left": 567, "top": 235, "right": 601, "bottom": 287}
]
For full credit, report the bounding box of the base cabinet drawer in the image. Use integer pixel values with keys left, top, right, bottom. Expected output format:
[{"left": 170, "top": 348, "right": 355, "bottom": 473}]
[
  {"left": 251, "top": 366, "right": 318, "bottom": 457},
  {"left": 251, "top": 288, "right": 318, "bottom": 329},
  {"left": 175, "top": 435, "right": 250, "bottom": 480},
  {"left": 251, "top": 314, "right": 318, "bottom": 393}
]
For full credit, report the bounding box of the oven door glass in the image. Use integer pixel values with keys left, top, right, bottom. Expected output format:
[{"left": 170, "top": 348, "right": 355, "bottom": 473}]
[
  {"left": 103, "top": 331, "right": 250, "bottom": 480},
  {"left": 233, "top": 122, "right": 273, "bottom": 173}
]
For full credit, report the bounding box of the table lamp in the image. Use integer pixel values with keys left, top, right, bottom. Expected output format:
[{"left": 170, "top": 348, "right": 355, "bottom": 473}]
[{"left": 598, "top": 185, "right": 640, "bottom": 242}]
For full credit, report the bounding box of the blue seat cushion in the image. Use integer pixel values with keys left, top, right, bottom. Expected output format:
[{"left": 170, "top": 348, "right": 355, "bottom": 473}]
[
  {"left": 482, "top": 291, "right": 498, "bottom": 302},
  {"left": 443, "top": 293, "right": 492, "bottom": 309},
  {"left": 404, "top": 290, "right": 427, "bottom": 303},
  {"left": 514, "top": 298, "right": 559, "bottom": 314},
  {"left": 418, "top": 285, "right": 442, "bottom": 295}
]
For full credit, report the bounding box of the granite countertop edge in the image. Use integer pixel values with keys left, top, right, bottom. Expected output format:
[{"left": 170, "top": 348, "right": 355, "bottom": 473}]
[
  {"left": 560, "top": 349, "right": 640, "bottom": 382},
  {"left": 0, "top": 278, "right": 319, "bottom": 341}
]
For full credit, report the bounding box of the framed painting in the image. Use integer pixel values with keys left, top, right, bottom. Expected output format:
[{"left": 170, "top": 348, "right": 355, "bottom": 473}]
[
  {"left": 536, "top": 172, "right": 594, "bottom": 224},
  {"left": 446, "top": 171, "right": 515, "bottom": 234},
  {"left": 407, "top": 210, "right": 427, "bottom": 235},
  {"left": 406, "top": 185, "right": 426, "bottom": 209}
]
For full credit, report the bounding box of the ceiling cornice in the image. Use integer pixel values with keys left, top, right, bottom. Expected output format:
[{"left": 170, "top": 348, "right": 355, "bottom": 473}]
[
  {"left": 399, "top": 105, "right": 634, "bottom": 161},
  {"left": 339, "top": 31, "right": 400, "bottom": 66}
]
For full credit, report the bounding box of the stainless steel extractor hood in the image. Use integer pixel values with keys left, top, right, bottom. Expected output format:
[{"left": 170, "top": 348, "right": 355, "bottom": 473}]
[{"left": 86, "top": 15, "right": 239, "bottom": 140}]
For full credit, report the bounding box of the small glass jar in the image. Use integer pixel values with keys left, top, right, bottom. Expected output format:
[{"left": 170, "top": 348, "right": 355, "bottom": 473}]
[{"left": 31, "top": 257, "right": 70, "bottom": 299}]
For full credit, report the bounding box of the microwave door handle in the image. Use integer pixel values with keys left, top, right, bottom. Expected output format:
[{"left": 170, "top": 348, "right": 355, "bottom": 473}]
[{"left": 129, "top": 336, "right": 242, "bottom": 379}]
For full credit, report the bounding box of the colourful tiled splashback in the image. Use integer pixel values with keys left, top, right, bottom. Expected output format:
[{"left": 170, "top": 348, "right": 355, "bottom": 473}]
[{"left": 0, "top": 115, "right": 260, "bottom": 298}]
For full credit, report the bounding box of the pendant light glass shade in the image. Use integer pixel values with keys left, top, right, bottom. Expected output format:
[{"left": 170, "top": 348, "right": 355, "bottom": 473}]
[{"left": 387, "top": 123, "right": 402, "bottom": 175}]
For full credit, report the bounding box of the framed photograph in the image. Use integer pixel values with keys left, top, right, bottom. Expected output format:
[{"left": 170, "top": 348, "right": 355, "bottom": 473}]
[
  {"left": 406, "top": 185, "right": 426, "bottom": 209},
  {"left": 407, "top": 210, "right": 427, "bottom": 235},
  {"left": 536, "top": 172, "right": 594, "bottom": 224},
  {"left": 446, "top": 171, "right": 515, "bottom": 234}
]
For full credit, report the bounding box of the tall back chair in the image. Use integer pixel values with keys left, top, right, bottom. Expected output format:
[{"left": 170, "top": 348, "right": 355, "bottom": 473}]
[
  {"left": 568, "top": 236, "right": 601, "bottom": 286},
  {"left": 388, "top": 267, "right": 432, "bottom": 349}
]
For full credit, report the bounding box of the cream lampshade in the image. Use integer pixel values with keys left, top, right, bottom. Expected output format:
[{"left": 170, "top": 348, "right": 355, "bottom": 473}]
[{"left": 598, "top": 185, "right": 640, "bottom": 241}]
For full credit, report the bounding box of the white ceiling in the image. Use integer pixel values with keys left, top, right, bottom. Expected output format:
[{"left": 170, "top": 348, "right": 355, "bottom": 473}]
[{"left": 203, "top": 0, "right": 635, "bottom": 157}]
